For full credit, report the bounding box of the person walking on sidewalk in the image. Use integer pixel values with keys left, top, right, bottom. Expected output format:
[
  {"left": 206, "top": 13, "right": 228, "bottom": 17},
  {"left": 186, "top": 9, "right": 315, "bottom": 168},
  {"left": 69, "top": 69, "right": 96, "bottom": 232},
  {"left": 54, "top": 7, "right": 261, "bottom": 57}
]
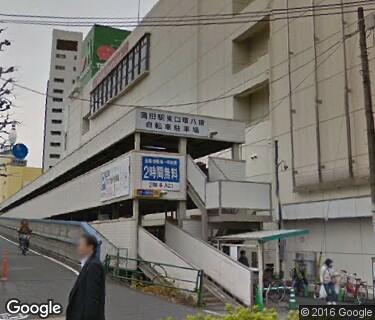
[
  {"left": 66, "top": 234, "right": 106, "bottom": 320},
  {"left": 321, "top": 259, "right": 338, "bottom": 305}
]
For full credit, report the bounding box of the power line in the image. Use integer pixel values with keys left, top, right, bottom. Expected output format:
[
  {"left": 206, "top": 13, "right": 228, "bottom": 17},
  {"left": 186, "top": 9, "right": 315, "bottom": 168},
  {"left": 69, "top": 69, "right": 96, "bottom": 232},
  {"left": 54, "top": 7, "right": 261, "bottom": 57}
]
[
  {"left": 0, "top": 2, "right": 374, "bottom": 28},
  {"left": 3, "top": 23, "right": 358, "bottom": 113},
  {"left": 0, "top": 9, "right": 369, "bottom": 28},
  {"left": 245, "top": 39, "right": 346, "bottom": 135},
  {"left": 3, "top": 36, "right": 345, "bottom": 110},
  {"left": 0, "top": 0, "right": 372, "bottom": 21}
]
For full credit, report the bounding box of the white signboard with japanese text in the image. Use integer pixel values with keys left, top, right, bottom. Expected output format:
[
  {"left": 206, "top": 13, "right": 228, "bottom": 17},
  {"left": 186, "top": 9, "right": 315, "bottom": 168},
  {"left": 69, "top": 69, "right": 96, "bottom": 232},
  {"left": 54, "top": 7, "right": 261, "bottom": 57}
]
[
  {"left": 136, "top": 110, "right": 209, "bottom": 137},
  {"left": 100, "top": 157, "right": 130, "bottom": 201},
  {"left": 141, "top": 155, "right": 181, "bottom": 191}
]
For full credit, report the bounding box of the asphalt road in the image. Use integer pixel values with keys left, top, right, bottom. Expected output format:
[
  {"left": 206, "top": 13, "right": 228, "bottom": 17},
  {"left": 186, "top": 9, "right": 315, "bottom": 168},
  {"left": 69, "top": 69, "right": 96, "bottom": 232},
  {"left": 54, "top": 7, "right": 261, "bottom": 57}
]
[{"left": 0, "top": 236, "right": 197, "bottom": 320}]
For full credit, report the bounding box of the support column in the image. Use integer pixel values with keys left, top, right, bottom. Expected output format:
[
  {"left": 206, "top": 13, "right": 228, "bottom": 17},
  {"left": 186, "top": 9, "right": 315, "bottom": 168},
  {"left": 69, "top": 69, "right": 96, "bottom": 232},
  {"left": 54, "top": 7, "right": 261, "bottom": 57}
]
[
  {"left": 133, "top": 198, "right": 140, "bottom": 258},
  {"left": 231, "top": 143, "right": 241, "bottom": 161},
  {"left": 201, "top": 208, "right": 209, "bottom": 241},
  {"left": 257, "top": 242, "right": 264, "bottom": 306},
  {"left": 177, "top": 138, "right": 187, "bottom": 228},
  {"left": 134, "top": 132, "right": 141, "bottom": 151},
  {"left": 112, "top": 204, "right": 120, "bottom": 220}
]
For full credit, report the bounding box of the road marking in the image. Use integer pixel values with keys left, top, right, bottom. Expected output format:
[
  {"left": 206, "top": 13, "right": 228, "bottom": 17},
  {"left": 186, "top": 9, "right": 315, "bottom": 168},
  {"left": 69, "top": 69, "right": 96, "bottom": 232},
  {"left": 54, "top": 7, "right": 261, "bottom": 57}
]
[
  {"left": 0, "top": 234, "right": 79, "bottom": 276},
  {"left": 0, "top": 313, "right": 29, "bottom": 319}
]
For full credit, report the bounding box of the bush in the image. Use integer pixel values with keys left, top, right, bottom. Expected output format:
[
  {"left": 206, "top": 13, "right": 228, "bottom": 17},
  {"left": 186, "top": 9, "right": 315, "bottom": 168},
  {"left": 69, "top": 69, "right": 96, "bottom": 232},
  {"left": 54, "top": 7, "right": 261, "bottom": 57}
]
[
  {"left": 167, "top": 306, "right": 279, "bottom": 320},
  {"left": 166, "top": 306, "right": 299, "bottom": 320}
]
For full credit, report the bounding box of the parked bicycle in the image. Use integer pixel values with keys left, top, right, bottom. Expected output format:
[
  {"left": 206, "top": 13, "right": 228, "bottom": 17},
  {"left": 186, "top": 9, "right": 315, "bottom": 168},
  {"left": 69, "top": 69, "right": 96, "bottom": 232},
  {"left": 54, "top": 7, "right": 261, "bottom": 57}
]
[
  {"left": 340, "top": 270, "right": 368, "bottom": 304},
  {"left": 264, "top": 279, "right": 294, "bottom": 303}
]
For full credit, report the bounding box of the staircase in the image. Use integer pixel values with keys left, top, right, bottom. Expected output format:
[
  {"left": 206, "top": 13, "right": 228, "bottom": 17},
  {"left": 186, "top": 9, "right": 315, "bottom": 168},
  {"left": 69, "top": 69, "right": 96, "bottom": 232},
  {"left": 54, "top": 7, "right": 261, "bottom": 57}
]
[
  {"left": 203, "top": 276, "right": 240, "bottom": 313},
  {"left": 186, "top": 155, "right": 272, "bottom": 224}
]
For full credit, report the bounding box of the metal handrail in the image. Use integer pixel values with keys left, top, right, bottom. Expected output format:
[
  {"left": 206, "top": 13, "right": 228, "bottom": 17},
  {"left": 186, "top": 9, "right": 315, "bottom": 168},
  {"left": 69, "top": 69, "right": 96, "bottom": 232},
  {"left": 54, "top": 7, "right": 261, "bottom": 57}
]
[{"left": 105, "top": 254, "right": 204, "bottom": 306}]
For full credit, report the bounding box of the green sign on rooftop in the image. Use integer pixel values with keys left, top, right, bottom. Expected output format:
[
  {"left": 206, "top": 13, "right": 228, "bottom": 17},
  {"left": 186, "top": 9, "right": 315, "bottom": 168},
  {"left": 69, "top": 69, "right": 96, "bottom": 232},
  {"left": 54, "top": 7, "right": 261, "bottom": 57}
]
[{"left": 80, "top": 25, "right": 130, "bottom": 86}]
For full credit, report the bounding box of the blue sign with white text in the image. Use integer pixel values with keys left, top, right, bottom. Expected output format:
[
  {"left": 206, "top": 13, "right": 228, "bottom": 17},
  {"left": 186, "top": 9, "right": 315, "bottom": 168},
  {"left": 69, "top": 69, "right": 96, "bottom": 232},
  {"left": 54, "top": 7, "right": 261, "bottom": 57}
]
[{"left": 141, "top": 156, "right": 180, "bottom": 191}]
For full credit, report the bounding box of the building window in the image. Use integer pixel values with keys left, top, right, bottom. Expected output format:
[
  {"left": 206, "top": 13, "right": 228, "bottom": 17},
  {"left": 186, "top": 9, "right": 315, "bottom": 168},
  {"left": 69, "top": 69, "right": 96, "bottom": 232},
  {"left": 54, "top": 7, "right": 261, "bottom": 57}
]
[
  {"left": 55, "top": 65, "right": 65, "bottom": 71},
  {"left": 51, "top": 119, "right": 62, "bottom": 124},
  {"left": 56, "top": 39, "right": 78, "bottom": 51},
  {"left": 72, "top": 79, "right": 76, "bottom": 84},
  {"left": 53, "top": 89, "right": 64, "bottom": 94},
  {"left": 49, "top": 154, "right": 61, "bottom": 159},
  {"left": 52, "top": 97, "right": 63, "bottom": 102},
  {"left": 56, "top": 53, "right": 66, "bottom": 59},
  {"left": 73, "top": 66, "right": 77, "bottom": 71},
  {"left": 50, "top": 142, "right": 61, "bottom": 147},
  {"left": 54, "top": 78, "right": 64, "bottom": 83},
  {"left": 90, "top": 33, "right": 150, "bottom": 116},
  {"left": 52, "top": 108, "right": 63, "bottom": 113},
  {"left": 51, "top": 131, "right": 62, "bottom": 136}
]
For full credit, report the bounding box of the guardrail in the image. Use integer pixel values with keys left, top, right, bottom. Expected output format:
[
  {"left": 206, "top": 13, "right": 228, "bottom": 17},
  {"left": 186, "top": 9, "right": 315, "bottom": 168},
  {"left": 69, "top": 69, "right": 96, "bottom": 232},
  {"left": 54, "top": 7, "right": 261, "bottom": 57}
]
[{"left": 105, "top": 255, "right": 204, "bottom": 306}]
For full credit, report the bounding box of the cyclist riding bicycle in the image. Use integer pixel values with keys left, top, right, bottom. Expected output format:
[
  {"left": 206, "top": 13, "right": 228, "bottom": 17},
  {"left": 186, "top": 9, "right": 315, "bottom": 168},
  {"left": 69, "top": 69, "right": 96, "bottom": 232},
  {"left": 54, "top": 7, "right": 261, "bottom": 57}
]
[{"left": 18, "top": 219, "right": 32, "bottom": 252}]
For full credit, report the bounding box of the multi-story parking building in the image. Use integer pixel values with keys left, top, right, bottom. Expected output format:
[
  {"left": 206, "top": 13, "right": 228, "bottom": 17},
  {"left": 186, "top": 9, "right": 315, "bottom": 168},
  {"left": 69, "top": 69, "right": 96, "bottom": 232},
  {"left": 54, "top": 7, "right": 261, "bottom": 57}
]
[{"left": 3, "top": 0, "right": 375, "bottom": 284}]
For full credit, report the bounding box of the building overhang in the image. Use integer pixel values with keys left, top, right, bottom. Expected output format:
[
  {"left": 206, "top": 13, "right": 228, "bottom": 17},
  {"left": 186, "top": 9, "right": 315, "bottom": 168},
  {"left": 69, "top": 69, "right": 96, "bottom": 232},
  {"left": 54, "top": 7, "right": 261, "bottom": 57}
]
[{"left": 0, "top": 108, "right": 246, "bottom": 213}]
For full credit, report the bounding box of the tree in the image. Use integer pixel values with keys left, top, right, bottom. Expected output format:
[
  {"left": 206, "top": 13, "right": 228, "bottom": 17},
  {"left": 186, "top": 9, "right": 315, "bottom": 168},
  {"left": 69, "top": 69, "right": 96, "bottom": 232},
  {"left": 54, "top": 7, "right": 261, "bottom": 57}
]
[{"left": 0, "top": 27, "right": 17, "bottom": 151}]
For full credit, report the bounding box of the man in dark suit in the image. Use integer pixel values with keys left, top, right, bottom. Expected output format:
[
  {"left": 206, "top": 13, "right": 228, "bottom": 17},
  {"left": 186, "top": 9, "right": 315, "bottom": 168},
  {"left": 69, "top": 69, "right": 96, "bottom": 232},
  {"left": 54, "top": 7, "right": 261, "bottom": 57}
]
[{"left": 66, "top": 234, "right": 105, "bottom": 320}]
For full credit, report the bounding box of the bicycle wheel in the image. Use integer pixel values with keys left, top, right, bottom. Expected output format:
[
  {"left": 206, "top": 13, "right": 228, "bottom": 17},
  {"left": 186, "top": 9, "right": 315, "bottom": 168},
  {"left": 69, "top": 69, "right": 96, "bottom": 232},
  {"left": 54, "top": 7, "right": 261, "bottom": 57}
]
[
  {"left": 356, "top": 284, "right": 368, "bottom": 305},
  {"left": 268, "top": 280, "right": 286, "bottom": 302}
]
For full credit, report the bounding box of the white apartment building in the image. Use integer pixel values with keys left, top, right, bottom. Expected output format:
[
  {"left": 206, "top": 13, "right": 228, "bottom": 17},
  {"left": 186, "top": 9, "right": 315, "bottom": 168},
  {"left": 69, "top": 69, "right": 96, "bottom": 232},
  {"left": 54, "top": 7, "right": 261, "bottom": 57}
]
[
  {"left": 42, "top": 29, "right": 82, "bottom": 172},
  {"left": 2, "top": 0, "right": 375, "bottom": 284}
]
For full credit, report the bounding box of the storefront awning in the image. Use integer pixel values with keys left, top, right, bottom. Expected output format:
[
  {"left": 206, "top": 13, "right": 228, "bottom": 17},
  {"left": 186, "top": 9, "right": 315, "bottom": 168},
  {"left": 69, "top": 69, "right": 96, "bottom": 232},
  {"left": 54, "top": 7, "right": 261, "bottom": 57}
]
[{"left": 215, "top": 229, "right": 309, "bottom": 243}]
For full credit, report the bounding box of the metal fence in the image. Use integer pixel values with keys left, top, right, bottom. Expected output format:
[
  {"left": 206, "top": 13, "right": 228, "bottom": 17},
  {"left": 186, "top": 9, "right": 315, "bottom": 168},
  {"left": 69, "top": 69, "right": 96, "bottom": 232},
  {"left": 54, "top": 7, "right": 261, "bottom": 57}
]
[{"left": 105, "top": 254, "right": 204, "bottom": 306}]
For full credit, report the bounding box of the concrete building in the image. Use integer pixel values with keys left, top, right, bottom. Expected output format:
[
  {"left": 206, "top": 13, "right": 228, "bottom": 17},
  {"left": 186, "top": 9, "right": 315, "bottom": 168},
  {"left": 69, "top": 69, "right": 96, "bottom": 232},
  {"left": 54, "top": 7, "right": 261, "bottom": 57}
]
[
  {"left": 2, "top": 0, "right": 375, "bottom": 286},
  {"left": 42, "top": 30, "right": 82, "bottom": 172}
]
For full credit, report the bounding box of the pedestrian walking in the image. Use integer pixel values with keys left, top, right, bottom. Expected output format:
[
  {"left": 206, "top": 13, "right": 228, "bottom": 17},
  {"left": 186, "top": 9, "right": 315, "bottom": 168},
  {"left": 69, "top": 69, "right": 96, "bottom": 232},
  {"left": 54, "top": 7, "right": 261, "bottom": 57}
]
[
  {"left": 321, "top": 259, "right": 338, "bottom": 305},
  {"left": 66, "top": 234, "right": 106, "bottom": 320}
]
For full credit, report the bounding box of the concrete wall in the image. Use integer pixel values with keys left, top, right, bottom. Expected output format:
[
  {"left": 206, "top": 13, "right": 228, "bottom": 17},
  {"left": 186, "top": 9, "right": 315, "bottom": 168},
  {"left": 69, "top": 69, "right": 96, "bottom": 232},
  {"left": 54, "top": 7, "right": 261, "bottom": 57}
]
[
  {"left": 0, "top": 217, "right": 119, "bottom": 266},
  {"left": 284, "top": 218, "right": 375, "bottom": 284},
  {"left": 165, "top": 222, "right": 254, "bottom": 306},
  {"left": 0, "top": 217, "right": 82, "bottom": 265},
  {"left": 90, "top": 218, "right": 137, "bottom": 263}
]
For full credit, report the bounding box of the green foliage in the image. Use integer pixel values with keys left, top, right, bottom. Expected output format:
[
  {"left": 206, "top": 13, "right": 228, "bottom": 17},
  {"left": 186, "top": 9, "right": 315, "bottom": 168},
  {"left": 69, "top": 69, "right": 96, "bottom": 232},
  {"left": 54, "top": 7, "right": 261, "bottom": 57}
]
[
  {"left": 165, "top": 306, "right": 299, "bottom": 320},
  {"left": 286, "top": 311, "right": 299, "bottom": 320}
]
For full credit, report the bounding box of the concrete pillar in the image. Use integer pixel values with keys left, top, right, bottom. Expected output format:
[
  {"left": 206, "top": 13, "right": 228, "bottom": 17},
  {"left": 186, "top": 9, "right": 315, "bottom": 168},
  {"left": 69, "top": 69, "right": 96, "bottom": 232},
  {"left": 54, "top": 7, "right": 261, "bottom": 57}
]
[
  {"left": 178, "top": 137, "right": 187, "bottom": 154},
  {"left": 231, "top": 143, "right": 241, "bottom": 161},
  {"left": 201, "top": 209, "right": 209, "bottom": 241},
  {"left": 177, "top": 138, "right": 187, "bottom": 228},
  {"left": 134, "top": 132, "right": 141, "bottom": 151},
  {"left": 257, "top": 242, "right": 264, "bottom": 306},
  {"left": 133, "top": 198, "right": 140, "bottom": 256},
  {"left": 112, "top": 204, "right": 120, "bottom": 220},
  {"left": 133, "top": 199, "right": 140, "bottom": 224}
]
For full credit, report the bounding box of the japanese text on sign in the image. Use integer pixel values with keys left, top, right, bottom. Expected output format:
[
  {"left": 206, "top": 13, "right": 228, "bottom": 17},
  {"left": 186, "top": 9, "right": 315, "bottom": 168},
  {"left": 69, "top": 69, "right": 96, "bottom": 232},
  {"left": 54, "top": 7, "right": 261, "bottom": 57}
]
[
  {"left": 100, "top": 157, "right": 130, "bottom": 201},
  {"left": 141, "top": 156, "right": 180, "bottom": 191},
  {"left": 136, "top": 110, "right": 209, "bottom": 137}
]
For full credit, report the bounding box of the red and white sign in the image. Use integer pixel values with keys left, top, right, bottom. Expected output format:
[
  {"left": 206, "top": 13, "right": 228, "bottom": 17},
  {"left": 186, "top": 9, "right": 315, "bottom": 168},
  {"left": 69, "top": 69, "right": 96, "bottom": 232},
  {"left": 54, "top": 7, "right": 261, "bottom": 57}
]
[{"left": 93, "top": 41, "right": 130, "bottom": 89}]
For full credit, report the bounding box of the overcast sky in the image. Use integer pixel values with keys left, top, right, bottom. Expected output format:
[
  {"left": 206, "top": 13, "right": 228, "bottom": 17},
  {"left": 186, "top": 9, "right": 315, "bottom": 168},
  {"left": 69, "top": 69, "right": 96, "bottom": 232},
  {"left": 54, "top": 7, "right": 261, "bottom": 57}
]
[{"left": 1, "top": 0, "right": 158, "bottom": 167}]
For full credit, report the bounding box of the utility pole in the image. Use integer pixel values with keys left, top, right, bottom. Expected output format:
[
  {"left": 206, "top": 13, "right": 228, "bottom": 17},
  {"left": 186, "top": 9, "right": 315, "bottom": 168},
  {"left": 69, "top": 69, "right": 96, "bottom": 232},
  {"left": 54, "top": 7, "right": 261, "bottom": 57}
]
[
  {"left": 358, "top": 7, "right": 375, "bottom": 222},
  {"left": 275, "top": 140, "right": 282, "bottom": 277}
]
